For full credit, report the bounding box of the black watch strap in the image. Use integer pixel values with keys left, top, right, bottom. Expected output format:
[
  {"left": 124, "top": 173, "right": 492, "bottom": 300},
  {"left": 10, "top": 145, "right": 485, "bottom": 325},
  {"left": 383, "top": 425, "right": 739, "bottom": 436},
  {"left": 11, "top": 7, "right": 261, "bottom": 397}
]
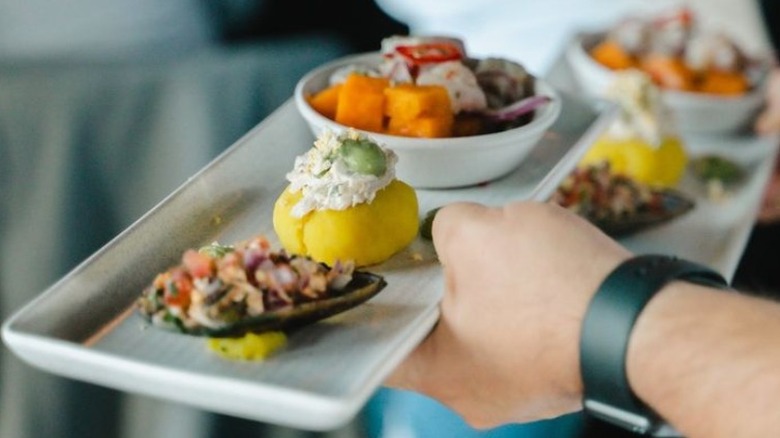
[{"left": 580, "top": 255, "right": 729, "bottom": 435}]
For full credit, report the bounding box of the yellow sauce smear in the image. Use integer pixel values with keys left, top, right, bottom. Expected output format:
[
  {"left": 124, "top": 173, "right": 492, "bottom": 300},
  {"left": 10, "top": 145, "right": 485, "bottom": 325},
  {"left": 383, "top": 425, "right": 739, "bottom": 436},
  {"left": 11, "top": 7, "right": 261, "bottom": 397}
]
[{"left": 207, "top": 331, "right": 287, "bottom": 361}]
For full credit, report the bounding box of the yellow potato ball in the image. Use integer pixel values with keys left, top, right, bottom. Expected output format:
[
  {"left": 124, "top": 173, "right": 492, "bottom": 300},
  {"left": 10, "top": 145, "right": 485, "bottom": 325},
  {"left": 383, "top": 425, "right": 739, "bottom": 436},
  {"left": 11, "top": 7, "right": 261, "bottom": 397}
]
[
  {"left": 580, "top": 135, "right": 687, "bottom": 188},
  {"left": 273, "top": 179, "right": 419, "bottom": 266}
]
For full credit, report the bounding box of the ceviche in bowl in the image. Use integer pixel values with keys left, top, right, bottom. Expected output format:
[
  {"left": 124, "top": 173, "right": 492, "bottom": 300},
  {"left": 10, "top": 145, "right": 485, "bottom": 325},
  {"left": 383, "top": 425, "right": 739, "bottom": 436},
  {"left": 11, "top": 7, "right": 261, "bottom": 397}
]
[
  {"left": 295, "top": 35, "right": 561, "bottom": 189},
  {"left": 566, "top": 7, "right": 770, "bottom": 134}
]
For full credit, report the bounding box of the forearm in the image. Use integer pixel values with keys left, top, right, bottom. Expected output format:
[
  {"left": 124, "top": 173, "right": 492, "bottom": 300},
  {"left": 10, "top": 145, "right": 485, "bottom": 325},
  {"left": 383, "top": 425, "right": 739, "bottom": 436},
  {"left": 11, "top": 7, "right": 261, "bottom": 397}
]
[{"left": 627, "top": 282, "right": 780, "bottom": 437}]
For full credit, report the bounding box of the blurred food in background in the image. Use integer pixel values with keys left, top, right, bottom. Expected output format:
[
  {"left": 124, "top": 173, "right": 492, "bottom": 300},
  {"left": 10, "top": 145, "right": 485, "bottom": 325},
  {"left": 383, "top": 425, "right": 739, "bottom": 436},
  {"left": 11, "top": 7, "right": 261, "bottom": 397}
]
[
  {"left": 580, "top": 70, "right": 688, "bottom": 188},
  {"left": 551, "top": 161, "right": 695, "bottom": 236},
  {"left": 689, "top": 154, "right": 747, "bottom": 201},
  {"left": 590, "top": 6, "right": 762, "bottom": 96}
]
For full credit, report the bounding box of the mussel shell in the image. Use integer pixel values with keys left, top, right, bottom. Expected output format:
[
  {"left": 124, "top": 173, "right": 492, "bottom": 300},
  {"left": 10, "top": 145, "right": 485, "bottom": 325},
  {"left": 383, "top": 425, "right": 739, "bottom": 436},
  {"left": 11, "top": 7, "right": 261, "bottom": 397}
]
[
  {"left": 148, "top": 271, "right": 387, "bottom": 338},
  {"left": 589, "top": 189, "right": 695, "bottom": 237}
]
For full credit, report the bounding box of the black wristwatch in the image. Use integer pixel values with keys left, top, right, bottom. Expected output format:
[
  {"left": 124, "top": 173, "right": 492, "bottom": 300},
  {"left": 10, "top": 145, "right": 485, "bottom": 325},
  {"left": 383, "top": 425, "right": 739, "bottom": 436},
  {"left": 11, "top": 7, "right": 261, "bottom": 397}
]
[{"left": 580, "top": 255, "right": 729, "bottom": 435}]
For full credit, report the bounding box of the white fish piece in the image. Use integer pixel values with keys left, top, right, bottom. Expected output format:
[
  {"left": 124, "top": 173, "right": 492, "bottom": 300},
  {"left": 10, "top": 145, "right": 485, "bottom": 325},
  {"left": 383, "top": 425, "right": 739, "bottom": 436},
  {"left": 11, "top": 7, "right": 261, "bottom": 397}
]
[{"left": 416, "top": 60, "right": 487, "bottom": 113}]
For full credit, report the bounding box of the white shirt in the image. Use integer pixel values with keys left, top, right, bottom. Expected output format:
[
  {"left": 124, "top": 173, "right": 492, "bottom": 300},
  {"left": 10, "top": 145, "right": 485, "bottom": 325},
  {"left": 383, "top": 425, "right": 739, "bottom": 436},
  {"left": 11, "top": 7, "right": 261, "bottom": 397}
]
[{"left": 375, "top": 0, "right": 772, "bottom": 75}]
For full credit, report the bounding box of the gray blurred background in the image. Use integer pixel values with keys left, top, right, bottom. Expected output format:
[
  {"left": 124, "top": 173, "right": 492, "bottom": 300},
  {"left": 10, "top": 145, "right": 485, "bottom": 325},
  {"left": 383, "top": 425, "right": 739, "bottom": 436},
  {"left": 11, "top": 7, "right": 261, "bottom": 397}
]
[{"left": 0, "top": 1, "right": 407, "bottom": 437}]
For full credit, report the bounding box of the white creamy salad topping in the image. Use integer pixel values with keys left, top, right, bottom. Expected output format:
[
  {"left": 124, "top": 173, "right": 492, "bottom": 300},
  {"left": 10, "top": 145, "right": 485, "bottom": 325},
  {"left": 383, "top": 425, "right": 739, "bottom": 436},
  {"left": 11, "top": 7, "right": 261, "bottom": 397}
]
[
  {"left": 286, "top": 129, "right": 397, "bottom": 218},
  {"left": 604, "top": 70, "right": 675, "bottom": 147}
]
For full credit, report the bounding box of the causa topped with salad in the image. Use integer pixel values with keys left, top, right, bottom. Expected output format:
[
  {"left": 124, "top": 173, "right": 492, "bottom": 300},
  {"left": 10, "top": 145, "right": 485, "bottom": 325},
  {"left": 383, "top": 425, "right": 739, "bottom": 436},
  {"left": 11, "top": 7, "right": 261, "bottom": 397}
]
[
  {"left": 306, "top": 36, "right": 551, "bottom": 138},
  {"left": 273, "top": 129, "right": 419, "bottom": 267}
]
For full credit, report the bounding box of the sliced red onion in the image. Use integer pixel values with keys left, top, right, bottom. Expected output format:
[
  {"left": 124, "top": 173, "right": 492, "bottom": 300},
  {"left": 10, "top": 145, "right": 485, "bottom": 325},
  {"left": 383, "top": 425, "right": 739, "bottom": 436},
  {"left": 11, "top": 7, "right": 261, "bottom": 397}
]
[{"left": 482, "top": 95, "right": 552, "bottom": 123}]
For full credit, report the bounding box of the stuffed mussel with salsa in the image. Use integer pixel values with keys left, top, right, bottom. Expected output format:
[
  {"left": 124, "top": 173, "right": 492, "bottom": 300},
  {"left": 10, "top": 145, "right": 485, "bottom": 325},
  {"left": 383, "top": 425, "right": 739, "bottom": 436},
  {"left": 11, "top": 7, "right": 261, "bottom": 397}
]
[
  {"left": 551, "top": 162, "right": 694, "bottom": 237},
  {"left": 136, "top": 235, "right": 386, "bottom": 337}
]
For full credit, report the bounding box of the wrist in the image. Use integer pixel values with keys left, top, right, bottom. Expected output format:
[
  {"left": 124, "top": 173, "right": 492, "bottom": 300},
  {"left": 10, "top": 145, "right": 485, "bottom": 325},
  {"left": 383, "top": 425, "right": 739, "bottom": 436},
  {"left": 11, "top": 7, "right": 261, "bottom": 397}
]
[
  {"left": 625, "top": 281, "right": 722, "bottom": 413},
  {"left": 626, "top": 280, "right": 780, "bottom": 437}
]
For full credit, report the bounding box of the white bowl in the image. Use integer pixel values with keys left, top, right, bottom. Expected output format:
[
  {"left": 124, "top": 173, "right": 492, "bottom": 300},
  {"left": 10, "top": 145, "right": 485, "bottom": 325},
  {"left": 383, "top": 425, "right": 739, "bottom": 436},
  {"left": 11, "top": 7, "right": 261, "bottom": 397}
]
[
  {"left": 294, "top": 52, "right": 562, "bottom": 189},
  {"left": 566, "top": 32, "right": 768, "bottom": 135}
]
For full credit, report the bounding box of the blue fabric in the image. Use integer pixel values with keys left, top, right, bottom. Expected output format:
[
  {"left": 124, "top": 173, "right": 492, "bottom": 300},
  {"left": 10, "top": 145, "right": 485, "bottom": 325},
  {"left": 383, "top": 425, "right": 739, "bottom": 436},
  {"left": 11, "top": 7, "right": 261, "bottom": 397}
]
[{"left": 365, "top": 388, "right": 585, "bottom": 438}]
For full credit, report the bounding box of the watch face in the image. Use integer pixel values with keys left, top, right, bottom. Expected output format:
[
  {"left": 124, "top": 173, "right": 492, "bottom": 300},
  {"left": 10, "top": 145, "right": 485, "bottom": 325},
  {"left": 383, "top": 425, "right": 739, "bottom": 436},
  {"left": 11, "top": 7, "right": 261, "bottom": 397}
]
[{"left": 584, "top": 399, "right": 656, "bottom": 434}]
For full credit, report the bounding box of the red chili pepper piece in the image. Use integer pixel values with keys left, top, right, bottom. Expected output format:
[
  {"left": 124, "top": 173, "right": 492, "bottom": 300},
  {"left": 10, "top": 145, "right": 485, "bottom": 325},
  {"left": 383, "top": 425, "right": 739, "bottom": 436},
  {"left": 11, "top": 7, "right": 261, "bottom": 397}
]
[
  {"left": 653, "top": 7, "right": 694, "bottom": 28},
  {"left": 395, "top": 42, "right": 463, "bottom": 65}
]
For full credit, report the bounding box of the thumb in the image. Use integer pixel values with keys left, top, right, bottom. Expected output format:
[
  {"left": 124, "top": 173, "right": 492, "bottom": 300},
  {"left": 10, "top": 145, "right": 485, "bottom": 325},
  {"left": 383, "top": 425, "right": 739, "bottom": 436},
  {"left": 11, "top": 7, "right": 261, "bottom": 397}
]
[{"left": 755, "top": 106, "right": 780, "bottom": 135}]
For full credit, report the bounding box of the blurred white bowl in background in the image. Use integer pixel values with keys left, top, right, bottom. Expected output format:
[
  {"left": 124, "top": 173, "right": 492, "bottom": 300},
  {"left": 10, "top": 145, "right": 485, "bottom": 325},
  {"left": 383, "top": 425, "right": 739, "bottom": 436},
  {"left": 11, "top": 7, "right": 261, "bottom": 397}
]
[{"left": 566, "top": 32, "right": 769, "bottom": 135}]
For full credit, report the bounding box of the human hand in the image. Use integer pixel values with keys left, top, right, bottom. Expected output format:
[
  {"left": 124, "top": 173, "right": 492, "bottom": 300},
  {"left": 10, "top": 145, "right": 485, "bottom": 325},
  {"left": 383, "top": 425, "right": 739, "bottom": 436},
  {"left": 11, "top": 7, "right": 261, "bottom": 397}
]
[
  {"left": 386, "top": 202, "right": 631, "bottom": 428},
  {"left": 755, "top": 69, "right": 780, "bottom": 136},
  {"left": 757, "top": 157, "right": 780, "bottom": 223},
  {"left": 755, "top": 69, "right": 780, "bottom": 223}
]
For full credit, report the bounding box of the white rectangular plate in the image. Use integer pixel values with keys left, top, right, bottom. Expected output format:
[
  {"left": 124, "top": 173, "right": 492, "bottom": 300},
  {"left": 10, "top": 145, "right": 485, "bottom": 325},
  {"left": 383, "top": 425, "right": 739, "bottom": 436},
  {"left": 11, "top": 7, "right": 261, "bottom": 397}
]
[{"left": 2, "top": 94, "right": 614, "bottom": 431}]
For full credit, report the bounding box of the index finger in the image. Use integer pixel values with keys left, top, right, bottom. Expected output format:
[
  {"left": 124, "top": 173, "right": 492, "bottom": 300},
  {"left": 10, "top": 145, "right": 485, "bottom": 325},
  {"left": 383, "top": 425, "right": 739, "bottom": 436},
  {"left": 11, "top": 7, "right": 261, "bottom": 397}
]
[{"left": 431, "top": 202, "right": 490, "bottom": 259}]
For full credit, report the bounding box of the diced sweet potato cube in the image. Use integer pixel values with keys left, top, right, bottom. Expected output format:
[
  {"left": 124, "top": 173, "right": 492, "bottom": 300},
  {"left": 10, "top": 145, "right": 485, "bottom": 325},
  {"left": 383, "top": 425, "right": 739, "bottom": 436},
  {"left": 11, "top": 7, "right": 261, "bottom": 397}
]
[
  {"left": 308, "top": 84, "right": 342, "bottom": 120},
  {"left": 384, "top": 84, "right": 452, "bottom": 121},
  {"left": 590, "top": 39, "right": 636, "bottom": 70},
  {"left": 388, "top": 114, "right": 454, "bottom": 138},
  {"left": 698, "top": 70, "right": 749, "bottom": 95},
  {"left": 335, "top": 73, "right": 390, "bottom": 133},
  {"left": 640, "top": 55, "right": 696, "bottom": 91}
]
